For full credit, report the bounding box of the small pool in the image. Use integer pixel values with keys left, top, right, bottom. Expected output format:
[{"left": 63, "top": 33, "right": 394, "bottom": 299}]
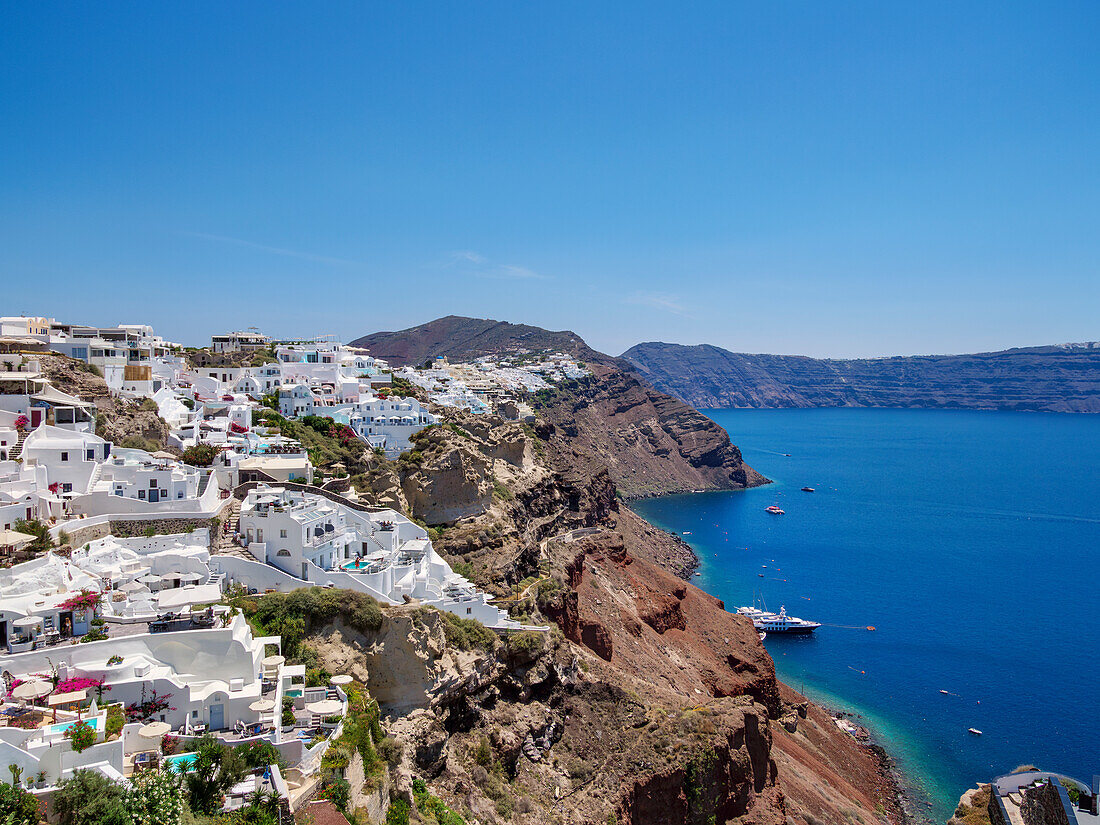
[
  {"left": 163, "top": 752, "right": 196, "bottom": 773},
  {"left": 49, "top": 715, "right": 103, "bottom": 735},
  {"left": 285, "top": 689, "right": 302, "bottom": 698}
]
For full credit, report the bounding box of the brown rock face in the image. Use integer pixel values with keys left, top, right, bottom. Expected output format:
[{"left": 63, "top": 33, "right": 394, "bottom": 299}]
[{"left": 536, "top": 360, "right": 768, "bottom": 499}]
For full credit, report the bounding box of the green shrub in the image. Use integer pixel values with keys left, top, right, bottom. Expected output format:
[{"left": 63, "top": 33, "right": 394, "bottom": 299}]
[
  {"left": 105, "top": 703, "right": 126, "bottom": 737},
  {"left": 437, "top": 610, "right": 498, "bottom": 652},
  {"left": 504, "top": 630, "right": 546, "bottom": 661},
  {"left": 385, "top": 799, "right": 411, "bottom": 825}
]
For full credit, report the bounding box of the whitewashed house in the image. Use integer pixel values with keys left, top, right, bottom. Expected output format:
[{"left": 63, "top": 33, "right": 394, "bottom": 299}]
[
  {"left": 225, "top": 485, "right": 527, "bottom": 630},
  {"left": 348, "top": 397, "right": 437, "bottom": 455},
  {"left": 277, "top": 384, "right": 314, "bottom": 418},
  {"left": 19, "top": 426, "right": 110, "bottom": 497}
]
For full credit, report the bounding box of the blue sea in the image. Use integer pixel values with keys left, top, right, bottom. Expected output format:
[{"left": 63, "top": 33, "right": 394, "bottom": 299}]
[{"left": 632, "top": 409, "right": 1100, "bottom": 823}]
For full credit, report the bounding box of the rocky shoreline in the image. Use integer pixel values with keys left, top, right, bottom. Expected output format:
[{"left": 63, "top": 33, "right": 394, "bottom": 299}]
[
  {"left": 827, "top": 707, "right": 926, "bottom": 825},
  {"left": 634, "top": 502, "right": 921, "bottom": 825}
]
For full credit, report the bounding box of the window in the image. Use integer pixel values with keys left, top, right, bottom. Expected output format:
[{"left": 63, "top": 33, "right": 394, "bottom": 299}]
[
  {"left": 149, "top": 479, "right": 157, "bottom": 488},
  {"left": 466, "top": 608, "right": 472, "bottom": 615},
  {"left": 62, "top": 483, "right": 72, "bottom": 493},
  {"left": 277, "top": 549, "right": 291, "bottom": 557},
  {"left": 60, "top": 451, "right": 69, "bottom": 462},
  {"left": 138, "top": 490, "right": 146, "bottom": 500},
  {"left": 86, "top": 449, "right": 95, "bottom": 460},
  {"left": 280, "top": 529, "right": 287, "bottom": 538}
]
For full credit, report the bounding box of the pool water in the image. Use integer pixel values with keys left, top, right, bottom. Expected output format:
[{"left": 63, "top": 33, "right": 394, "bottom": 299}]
[
  {"left": 163, "top": 752, "right": 197, "bottom": 773},
  {"left": 49, "top": 715, "right": 103, "bottom": 735}
]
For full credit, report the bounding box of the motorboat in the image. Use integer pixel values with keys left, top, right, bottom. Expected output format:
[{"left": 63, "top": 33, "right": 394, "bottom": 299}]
[
  {"left": 737, "top": 604, "right": 820, "bottom": 634},
  {"left": 765, "top": 505, "right": 785, "bottom": 515}
]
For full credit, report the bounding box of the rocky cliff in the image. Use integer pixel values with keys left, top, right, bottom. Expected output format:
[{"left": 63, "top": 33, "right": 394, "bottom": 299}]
[
  {"left": 336, "top": 381, "right": 906, "bottom": 824},
  {"left": 622, "top": 341, "right": 1100, "bottom": 413},
  {"left": 352, "top": 317, "right": 768, "bottom": 498},
  {"left": 37, "top": 353, "right": 174, "bottom": 451}
]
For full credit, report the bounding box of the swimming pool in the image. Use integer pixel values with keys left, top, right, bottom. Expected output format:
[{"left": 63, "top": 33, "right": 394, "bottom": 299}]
[
  {"left": 49, "top": 715, "right": 103, "bottom": 735},
  {"left": 163, "top": 752, "right": 196, "bottom": 773}
]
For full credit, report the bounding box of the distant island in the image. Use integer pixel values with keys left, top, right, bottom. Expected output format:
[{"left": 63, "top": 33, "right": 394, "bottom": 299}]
[{"left": 621, "top": 341, "right": 1100, "bottom": 413}]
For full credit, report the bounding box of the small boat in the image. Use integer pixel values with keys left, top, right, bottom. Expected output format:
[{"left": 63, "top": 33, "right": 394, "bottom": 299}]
[
  {"left": 801, "top": 486, "right": 815, "bottom": 492},
  {"left": 968, "top": 728, "right": 982, "bottom": 735},
  {"left": 940, "top": 690, "right": 950, "bottom": 695},
  {"left": 758, "top": 632, "right": 767, "bottom": 642},
  {"left": 765, "top": 505, "right": 785, "bottom": 515},
  {"left": 682, "top": 531, "right": 692, "bottom": 535},
  {"left": 783, "top": 453, "right": 792, "bottom": 457}
]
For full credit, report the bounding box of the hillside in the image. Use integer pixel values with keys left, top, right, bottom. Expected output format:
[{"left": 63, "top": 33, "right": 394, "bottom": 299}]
[
  {"left": 622, "top": 341, "right": 1100, "bottom": 413},
  {"left": 350, "top": 315, "right": 592, "bottom": 367},
  {"left": 353, "top": 317, "right": 768, "bottom": 498},
  {"left": 328, "top": 405, "right": 910, "bottom": 825}
]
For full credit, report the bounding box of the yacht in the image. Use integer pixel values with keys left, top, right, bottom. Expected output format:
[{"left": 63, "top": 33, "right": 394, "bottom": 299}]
[
  {"left": 737, "top": 604, "right": 820, "bottom": 634},
  {"left": 801, "top": 486, "right": 815, "bottom": 492},
  {"left": 765, "top": 505, "right": 785, "bottom": 515}
]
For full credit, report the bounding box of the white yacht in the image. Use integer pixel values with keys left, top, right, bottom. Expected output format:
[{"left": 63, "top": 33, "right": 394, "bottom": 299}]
[{"left": 737, "top": 604, "right": 821, "bottom": 635}]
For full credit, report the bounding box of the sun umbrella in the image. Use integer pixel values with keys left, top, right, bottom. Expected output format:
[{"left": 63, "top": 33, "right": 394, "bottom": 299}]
[
  {"left": 0, "top": 529, "right": 36, "bottom": 548},
  {"left": 12, "top": 680, "right": 52, "bottom": 700},
  {"left": 177, "top": 571, "right": 204, "bottom": 583},
  {"left": 151, "top": 451, "right": 177, "bottom": 460},
  {"left": 138, "top": 721, "right": 171, "bottom": 738},
  {"left": 305, "top": 699, "right": 343, "bottom": 716},
  {"left": 248, "top": 699, "right": 275, "bottom": 712},
  {"left": 329, "top": 674, "right": 353, "bottom": 686},
  {"left": 138, "top": 574, "right": 162, "bottom": 584},
  {"left": 12, "top": 616, "right": 43, "bottom": 629},
  {"left": 261, "top": 655, "right": 285, "bottom": 667}
]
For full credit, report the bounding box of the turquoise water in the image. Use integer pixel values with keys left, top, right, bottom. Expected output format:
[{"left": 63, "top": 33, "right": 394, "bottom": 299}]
[
  {"left": 163, "top": 752, "right": 196, "bottom": 773},
  {"left": 49, "top": 715, "right": 103, "bottom": 735},
  {"left": 632, "top": 409, "right": 1100, "bottom": 823}
]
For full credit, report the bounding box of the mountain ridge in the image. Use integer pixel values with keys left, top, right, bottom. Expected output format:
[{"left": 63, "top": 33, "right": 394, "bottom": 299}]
[{"left": 621, "top": 340, "right": 1100, "bottom": 413}]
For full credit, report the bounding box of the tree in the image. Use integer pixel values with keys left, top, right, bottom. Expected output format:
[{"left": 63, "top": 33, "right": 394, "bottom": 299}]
[
  {"left": 13, "top": 519, "right": 52, "bottom": 553},
  {"left": 0, "top": 780, "right": 37, "bottom": 825},
  {"left": 53, "top": 770, "right": 130, "bottom": 825},
  {"left": 128, "top": 767, "right": 184, "bottom": 825},
  {"left": 183, "top": 735, "right": 247, "bottom": 815}
]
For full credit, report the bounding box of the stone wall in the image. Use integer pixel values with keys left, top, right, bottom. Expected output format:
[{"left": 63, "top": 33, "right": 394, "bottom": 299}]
[
  {"left": 63, "top": 521, "right": 112, "bottom": 548},
  {"left": 1022, "top": 781, "right": 1075, "bottom": 825},
  {"left": 108, "top": 516, "right": 217, "bottom": 538}
]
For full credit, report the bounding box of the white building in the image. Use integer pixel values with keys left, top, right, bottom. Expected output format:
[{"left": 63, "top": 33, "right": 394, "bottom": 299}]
[
  {"left": 212, "top": 331, "right": 270, "bottom": 354},
  {"left": 19, "top": 426, "right": 110, "bottom": 497},
  {"left": 229, "top": 485, "right": 526, "bottom": 630},
  {"left": 347, "top": 397, "right": 437, "bottom": 455},
  {"left": 278, "top": 384, "right": 314, "bottom": 418}
]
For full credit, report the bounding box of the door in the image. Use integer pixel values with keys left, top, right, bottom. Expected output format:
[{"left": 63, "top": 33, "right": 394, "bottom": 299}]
[
  {"left": 30, "top": 409, "right": 42, "bottom": 428},
  {"left": 209, "top": 703, "right": 224, "bottom": 731},
  {"left": 148, "top": 489, "right": 160, "bottom": 503}
]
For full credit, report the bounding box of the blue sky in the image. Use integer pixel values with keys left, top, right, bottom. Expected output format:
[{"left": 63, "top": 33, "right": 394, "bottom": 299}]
[{"left": 2, "top": 1, "right": 1098, "bottom": 357}]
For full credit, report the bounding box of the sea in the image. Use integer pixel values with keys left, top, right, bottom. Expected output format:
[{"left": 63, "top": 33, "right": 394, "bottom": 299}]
[{"left": 631, "top": 408, "right": 1100, "bottom": 823}]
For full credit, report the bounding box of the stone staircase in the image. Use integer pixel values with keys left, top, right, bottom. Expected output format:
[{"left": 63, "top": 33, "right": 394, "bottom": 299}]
[
  {"left": 8, "top": 430, "right": 28, "bottom": 460},
  {"left": 86, "top": 461, "right": 104, "bottom": 492},
  {"left": 211, "top": 498, "right": 247, "bottom": 557}
]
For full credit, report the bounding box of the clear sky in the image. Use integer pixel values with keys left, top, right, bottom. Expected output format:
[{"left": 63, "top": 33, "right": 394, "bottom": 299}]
[{"left": 2, "top": 2, "right": 1098, "bottom": 358}]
